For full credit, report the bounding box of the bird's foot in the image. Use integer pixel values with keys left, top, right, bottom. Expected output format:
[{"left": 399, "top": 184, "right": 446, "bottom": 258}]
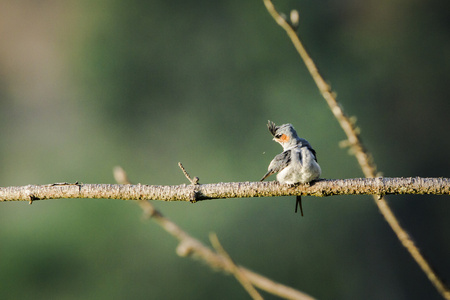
[{"left": 295, "top": 196, "right": 304, "bottom": 216}]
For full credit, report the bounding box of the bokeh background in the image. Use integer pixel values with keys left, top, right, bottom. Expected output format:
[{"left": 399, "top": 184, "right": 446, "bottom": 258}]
[{"left": 1, "top": 0, "right": 449, "bottom": 299}]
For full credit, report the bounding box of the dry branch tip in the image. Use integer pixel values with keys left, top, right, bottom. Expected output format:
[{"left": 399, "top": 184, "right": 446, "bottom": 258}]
[{"left": 178, "top": 162, "right": 200, "bottom": 185}]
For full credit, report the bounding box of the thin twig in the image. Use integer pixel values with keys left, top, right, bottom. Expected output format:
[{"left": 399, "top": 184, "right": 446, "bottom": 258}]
[
  {"left": 113, "top": 166, "right": 314, "bottom": 300},
  {"left": 178, "top": 162, "right": 200, "bottom": 202},
  {"left": 262, "top": 1, "right": 450, "bottom": 298},
  {"left": 178, "top": 162, "right": 193, "bottom": 183},
  {"left": 210, "top": 233, "right": 264, "bottom": 300},
  {"left": 178, "top": 162, "right": 199, "bottom": 185}
]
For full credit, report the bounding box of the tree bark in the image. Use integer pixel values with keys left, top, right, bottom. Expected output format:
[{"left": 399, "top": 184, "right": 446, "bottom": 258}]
[{"left": 1, "top": 177, "right": 449, "bottom": 203}]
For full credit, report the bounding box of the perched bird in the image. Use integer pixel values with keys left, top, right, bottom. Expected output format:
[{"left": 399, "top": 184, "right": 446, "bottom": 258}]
[{"left": 261, "top": 121, "right": 321, "bottom": 215}]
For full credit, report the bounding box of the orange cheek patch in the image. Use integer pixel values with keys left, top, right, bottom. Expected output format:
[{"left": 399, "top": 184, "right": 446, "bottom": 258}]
[{"left": 279, "top": 134, "right": 290, "bottom": 143}]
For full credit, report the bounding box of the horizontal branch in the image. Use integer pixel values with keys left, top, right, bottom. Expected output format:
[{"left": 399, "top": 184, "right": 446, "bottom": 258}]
[{"left": 1, "top": 177, "right": 449, "bottom": 202}]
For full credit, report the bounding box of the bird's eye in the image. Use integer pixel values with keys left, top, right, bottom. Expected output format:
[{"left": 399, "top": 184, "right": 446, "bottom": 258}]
[{"left": 275, "top": 134, "right": 282, "bottom": 138}]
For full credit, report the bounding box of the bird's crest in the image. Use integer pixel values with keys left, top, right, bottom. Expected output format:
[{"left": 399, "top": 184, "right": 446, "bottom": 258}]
[{"left": 267, "top": 120, "right": 278, "bottom": 137}]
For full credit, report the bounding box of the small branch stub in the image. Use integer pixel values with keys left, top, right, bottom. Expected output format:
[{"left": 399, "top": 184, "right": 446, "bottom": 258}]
[{"left": 178, "top": 162, "right": 200, "bottom": 203}]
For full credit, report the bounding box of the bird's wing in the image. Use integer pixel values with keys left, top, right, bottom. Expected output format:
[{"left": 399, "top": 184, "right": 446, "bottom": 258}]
[
  {"left": 260, "top": 150, "right": 291, "bottom": 181},
  {"left": 298, "top": 139, "right": 318, "bottom": 162},
  {"left": 308, "top": 146, "right": 317, "bottom": 162}
]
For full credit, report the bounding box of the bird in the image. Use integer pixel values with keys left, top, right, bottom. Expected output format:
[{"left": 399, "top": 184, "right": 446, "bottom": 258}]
[{"left": 260, "top": 120, "right": 321, "bottom": 215}]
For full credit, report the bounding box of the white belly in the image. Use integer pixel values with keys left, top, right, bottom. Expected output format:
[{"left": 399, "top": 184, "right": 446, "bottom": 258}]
[{"left": 276, "top": 148, "right": 321, "bottom": 184}]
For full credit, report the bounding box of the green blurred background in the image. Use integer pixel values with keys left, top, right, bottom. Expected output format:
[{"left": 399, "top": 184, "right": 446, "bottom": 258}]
[{"left": 1, "top": 0, "right": 449, "bottom": 299}]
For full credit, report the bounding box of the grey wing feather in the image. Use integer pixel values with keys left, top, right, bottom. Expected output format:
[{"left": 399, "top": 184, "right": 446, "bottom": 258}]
[
  {"left": 297, "top": 149, "right": 303, "bottom": 165},
  {"left": 307, "top": 145, "right": 317, "bottom": 162},
  {"left": 260, "top": 150, "right": 291, "bottom": 181},
  {"left": 299, "top": 138, "right": 318, "bottom": 162}
]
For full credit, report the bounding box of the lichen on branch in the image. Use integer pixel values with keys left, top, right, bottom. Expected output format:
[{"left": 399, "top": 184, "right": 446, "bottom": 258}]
[{"left": 1, "top": 177, "right": 449, "bottom": 203}]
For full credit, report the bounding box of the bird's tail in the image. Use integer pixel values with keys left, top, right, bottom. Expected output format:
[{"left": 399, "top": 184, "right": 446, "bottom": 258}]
[{"left": 260, "top": 170, "right": 274, "bottom": 181}]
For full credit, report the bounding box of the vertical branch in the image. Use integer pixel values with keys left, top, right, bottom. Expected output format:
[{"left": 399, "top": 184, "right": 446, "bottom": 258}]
[{"left": 262, "top": 1, "right": 450, "bottom": 299}]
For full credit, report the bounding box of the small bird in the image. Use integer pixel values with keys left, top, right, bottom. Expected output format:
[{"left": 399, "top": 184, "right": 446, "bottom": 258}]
[{"left": 261, "top": 121, "right": 321, "bottom": 215}]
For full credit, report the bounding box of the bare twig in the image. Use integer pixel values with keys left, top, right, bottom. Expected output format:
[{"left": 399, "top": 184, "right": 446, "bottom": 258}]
[
  {"left": 262, "top": 1, "right": 450, "bottom": 298},
  {"left": 1, "top": 177, "right": 449, "bottom": 202},
  {"left": 178, "top": 162, "right": 200, "bottom": 202},
  {"left": 178, "top": 162, "right": 199, "bottom": 185},
  {"left": 113, "top": 166, "right": 314, "bottom": 300}
]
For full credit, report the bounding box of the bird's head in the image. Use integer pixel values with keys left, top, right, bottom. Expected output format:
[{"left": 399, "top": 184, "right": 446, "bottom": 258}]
[{"left": 267, "top": 120, "right": 300, "bottom": 149}]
